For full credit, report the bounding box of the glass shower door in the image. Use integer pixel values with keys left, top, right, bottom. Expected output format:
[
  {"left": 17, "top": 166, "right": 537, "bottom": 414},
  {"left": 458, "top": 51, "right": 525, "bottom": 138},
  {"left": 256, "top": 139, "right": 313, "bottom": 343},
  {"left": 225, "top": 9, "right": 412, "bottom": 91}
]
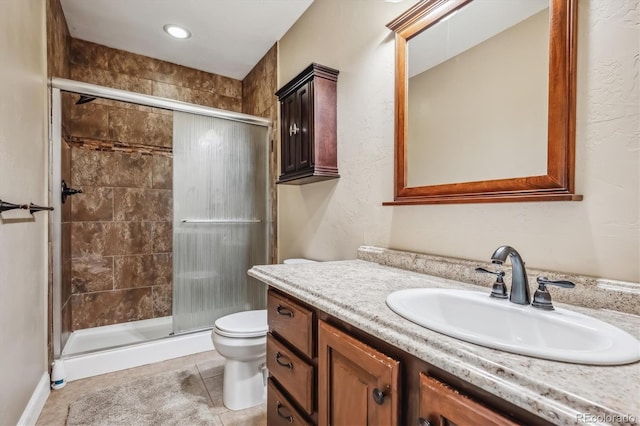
[{"left": 172, "top": 112, "right": 269, "bottom": 334}]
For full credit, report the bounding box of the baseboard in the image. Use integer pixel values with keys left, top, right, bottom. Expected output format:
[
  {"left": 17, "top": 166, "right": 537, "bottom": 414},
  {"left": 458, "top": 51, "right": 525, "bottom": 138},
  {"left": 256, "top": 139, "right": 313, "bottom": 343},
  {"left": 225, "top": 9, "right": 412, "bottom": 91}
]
[{"left": 17, "top": 372, "right": 50, "bottom": 426}]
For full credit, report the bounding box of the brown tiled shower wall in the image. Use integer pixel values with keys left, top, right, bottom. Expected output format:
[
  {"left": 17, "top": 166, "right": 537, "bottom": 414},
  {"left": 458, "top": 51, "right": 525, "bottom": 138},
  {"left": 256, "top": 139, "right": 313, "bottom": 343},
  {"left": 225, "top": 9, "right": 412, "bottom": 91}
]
[
  {"left": 47, "top": 0, "right": 277, "bottom": 336},
  {"left": 62, "top": 40, "right": 245, "bottom": 330},
  {"left": 64, "top": 94, "right": 174, "bottom": 329}
]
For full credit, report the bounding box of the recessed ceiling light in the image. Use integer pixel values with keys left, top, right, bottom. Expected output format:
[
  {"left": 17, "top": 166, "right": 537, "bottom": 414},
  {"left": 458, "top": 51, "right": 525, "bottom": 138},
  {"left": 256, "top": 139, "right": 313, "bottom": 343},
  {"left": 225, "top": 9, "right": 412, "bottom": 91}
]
[{"left": 163, "top": 24, "right": 191, "bottom": 39}]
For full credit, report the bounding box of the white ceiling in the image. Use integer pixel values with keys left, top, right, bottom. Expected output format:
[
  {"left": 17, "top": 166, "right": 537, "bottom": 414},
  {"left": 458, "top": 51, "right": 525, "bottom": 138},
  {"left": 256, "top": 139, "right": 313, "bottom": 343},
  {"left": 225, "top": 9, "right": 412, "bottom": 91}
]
[{"left": 60, "top": 0, "right": 315, "bottom": 80}]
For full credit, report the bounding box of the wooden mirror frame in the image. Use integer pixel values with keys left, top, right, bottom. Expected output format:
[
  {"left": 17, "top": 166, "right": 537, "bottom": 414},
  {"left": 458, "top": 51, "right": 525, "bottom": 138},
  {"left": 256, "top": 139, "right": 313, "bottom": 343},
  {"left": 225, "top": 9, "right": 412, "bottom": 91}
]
[{"left": 384, "top": 0, "right": 581, "bottom": 205}]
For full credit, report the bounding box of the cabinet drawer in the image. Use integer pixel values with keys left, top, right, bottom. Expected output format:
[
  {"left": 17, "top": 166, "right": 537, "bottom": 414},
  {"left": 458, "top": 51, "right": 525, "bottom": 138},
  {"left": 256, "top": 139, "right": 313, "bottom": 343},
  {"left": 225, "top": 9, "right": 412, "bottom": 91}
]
[
  {"left": 268, "top": 379, "right": 312, "bottom": 426},
  {"left": 267, "top": 333, "right": 314, "bottom": 415},
  {"left": 268, "top": 290, "right": 314, "bottom": 357}
]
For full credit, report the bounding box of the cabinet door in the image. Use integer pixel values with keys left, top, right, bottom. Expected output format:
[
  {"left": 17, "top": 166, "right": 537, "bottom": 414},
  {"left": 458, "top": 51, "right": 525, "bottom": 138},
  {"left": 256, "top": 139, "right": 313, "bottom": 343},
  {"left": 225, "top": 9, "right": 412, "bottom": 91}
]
[
  {"left": 418, "top": 373, "right": 518, "bottom": 426},
  {"left": 295, "top": 81, "right": 312, "bottom": 171},
  {"left": 318, "top": 321, "right": 400, "bottom": 426},
  {"left": 281, "top": 94, "right": 297, "bottom": 174}
]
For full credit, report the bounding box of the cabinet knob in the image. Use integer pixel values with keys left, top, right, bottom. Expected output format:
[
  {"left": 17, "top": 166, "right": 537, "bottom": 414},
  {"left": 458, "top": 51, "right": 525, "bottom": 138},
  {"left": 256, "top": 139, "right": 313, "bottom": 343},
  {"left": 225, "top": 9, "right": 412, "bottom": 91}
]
[
  {"left": 289, "top": 123, "right": 300, "bottom": 136},
  {"left": 418, "top": 417, "right": 432, "bottom": 426},
  {"left": 372, "top": 387, "right": 388, "bottom": 405}
]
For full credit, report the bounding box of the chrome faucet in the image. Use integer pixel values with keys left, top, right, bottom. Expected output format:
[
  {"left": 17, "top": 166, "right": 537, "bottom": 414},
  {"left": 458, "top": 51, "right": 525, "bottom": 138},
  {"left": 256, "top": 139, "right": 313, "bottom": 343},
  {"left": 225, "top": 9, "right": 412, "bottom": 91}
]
[{"left": 490, "top": 245, "right": 530, "bottom": 305}]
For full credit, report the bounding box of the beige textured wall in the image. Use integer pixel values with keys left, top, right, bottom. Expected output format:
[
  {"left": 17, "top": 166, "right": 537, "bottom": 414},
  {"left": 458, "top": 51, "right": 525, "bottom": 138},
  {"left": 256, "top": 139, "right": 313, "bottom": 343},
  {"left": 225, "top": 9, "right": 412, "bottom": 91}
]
[
  {"left": 0, "top": 0, "right": 48, "bottom": 423},
  {"left": 407, "top": 9, "right": 549, "bottom": 186},
  {"left": 278, "top": 0, "right": 639, "bottom": 282}
]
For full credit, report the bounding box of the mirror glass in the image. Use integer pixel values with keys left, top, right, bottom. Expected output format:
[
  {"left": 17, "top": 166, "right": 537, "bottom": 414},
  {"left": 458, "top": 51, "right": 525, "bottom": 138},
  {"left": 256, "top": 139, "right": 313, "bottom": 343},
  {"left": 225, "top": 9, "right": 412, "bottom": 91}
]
[
  {"left": 385, "top": 0, "right": 581, "bottom": 205},
  {"left": 407, "top": 0, "right": 550, "bottom": 187}
]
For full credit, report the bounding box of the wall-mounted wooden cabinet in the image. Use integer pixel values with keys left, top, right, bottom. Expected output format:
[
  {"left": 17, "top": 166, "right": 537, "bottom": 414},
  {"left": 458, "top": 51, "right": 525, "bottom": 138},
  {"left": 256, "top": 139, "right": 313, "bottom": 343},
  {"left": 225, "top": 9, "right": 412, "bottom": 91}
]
[{"left": 276, "top": 63, "right": 339, "bottom": 185}]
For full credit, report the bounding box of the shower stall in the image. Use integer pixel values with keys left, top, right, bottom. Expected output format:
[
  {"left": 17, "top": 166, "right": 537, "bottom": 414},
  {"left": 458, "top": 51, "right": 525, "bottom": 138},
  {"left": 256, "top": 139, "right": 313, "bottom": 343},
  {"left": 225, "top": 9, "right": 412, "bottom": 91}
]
[{"left": 50, "top": 78, "right": 271, "bottom": 378}]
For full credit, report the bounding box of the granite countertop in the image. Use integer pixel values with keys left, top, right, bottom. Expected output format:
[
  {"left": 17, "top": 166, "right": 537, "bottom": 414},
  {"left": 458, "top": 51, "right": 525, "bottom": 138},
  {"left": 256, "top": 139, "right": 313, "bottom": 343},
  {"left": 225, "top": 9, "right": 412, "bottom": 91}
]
[{"left": 249, "top": 260, "right": 640, "bottom": 426}]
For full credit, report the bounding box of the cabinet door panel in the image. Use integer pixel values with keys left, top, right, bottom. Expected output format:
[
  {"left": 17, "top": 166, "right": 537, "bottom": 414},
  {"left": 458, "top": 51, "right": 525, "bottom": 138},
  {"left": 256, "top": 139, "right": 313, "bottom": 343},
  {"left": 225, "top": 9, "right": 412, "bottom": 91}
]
[
  {"left": 296, "top": 82, "right": 311, "bottom": 170},
  {"left": 318, "top": 321, "right": 400, "bottom": 426},
  {"left": 281, "top": 95, "right": 297, "bottom": 174},
  {"left": 419, "top": 373, "right": 518, "bottom": 426},
  {"left": 331, "top": 352, "right": 369, "bottom": 425}
]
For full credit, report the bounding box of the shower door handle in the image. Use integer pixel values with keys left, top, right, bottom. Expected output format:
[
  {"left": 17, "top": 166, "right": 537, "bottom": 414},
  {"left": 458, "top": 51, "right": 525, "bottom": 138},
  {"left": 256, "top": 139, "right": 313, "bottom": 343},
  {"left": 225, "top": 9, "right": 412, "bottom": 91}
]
[{"left": 181, "top": 219, "right": 262, "bottom": 224}]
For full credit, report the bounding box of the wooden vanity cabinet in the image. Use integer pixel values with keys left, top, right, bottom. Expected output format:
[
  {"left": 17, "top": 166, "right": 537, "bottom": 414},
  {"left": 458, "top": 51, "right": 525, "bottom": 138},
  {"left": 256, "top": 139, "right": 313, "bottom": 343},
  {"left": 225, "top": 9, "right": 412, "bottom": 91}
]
[
  {"left": 267, "top": 288, "right": 543, "bottom": 426},
  {"left": 276, "top": 63, "right": 339, "bottom": 185},
  {"left": 318, "top": 320, "right": 400, "bottom": 426}
]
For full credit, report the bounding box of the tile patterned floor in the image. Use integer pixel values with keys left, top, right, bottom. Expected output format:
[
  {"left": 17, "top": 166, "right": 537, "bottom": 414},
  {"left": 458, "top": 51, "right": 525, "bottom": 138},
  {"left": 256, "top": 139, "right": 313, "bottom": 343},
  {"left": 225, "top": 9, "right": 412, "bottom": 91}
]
[{"left": 36, "top": 350, "right": 266, "bottom": 426}]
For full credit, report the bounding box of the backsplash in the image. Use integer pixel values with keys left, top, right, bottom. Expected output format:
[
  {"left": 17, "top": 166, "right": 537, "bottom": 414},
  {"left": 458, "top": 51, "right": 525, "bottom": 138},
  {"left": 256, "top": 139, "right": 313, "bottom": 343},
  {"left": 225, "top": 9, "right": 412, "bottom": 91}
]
[{"left": 357, "top": 246, "right": 640, "bottom": 315}]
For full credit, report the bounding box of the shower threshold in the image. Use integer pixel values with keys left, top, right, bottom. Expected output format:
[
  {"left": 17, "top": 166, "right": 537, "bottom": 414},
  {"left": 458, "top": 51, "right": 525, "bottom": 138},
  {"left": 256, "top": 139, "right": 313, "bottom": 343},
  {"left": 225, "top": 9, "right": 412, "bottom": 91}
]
[
  {"left": 60, "top": 316, "right": 214, "bottom": 381},
  {"left": 62, "top": 316, "right": 174, "bottom": 356}
]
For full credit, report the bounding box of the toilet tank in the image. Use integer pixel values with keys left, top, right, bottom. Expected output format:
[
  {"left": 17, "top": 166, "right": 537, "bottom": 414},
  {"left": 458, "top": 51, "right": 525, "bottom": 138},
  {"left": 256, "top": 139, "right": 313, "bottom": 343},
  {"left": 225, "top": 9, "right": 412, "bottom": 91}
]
[{"left": 283, "top": 258, "right": 317, "bottom": 264}]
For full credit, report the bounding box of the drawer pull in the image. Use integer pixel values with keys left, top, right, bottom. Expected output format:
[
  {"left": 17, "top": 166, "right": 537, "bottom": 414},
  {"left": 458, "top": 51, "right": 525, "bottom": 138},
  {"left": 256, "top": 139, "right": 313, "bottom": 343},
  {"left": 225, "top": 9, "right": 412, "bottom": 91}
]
[
  {"left": 276, "top": 304, "right": 294, "bottom": 317},
  {"left": 275, "top": 352, "right": 294, "bottom": 370},
  {"left": 276, "top": 401, "right": 294, "bottom": 423}
]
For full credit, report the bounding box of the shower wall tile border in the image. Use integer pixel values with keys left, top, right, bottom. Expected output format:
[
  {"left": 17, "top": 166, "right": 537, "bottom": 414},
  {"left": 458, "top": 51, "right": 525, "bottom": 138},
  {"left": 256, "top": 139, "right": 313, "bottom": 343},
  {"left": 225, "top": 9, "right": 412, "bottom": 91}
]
[{"left": 67, "top": 138, "right": 173, "bottom": 158}]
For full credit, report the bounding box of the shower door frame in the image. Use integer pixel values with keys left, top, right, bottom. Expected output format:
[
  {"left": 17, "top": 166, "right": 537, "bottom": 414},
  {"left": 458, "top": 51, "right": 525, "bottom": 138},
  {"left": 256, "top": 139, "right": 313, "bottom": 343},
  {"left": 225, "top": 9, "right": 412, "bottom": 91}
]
[{"left": 49, "top": 77, "right": 272, "bottom": 358}]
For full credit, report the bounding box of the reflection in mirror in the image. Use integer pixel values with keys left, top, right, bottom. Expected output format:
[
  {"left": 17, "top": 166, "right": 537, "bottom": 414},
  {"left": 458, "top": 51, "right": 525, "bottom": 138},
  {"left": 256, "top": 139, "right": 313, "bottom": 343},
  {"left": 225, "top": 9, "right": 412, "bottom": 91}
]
[
  {"left": 385, "top": 0, "right": 582, "bottom": 205},
  {"left": 407, "top": 1, "right": 550, "bottom": 187}
]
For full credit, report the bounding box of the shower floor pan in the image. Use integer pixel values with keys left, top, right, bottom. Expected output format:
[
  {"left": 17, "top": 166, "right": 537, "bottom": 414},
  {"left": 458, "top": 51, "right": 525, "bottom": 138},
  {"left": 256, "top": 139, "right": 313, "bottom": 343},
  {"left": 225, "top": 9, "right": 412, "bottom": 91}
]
[
  {"left": 60, "top": 316, "right": 214, "bottom": 381},
  {"left": 63, "top": 316, "right": 174, "bottom": 356}
]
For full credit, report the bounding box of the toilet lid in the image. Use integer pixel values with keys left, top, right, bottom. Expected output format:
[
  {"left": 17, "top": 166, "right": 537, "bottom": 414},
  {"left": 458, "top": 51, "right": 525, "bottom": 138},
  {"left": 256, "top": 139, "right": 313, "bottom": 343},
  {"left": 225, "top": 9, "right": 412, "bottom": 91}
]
[{"left": 214, "top": 310, "right": 267, "bottom": 338}]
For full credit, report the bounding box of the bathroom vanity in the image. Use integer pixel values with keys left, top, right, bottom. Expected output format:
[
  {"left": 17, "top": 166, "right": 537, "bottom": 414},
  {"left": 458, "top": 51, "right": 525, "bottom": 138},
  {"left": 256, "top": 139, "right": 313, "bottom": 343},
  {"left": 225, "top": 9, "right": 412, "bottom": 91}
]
[{"left": 249, "top": 250, "right": 640, "bottom": 426}]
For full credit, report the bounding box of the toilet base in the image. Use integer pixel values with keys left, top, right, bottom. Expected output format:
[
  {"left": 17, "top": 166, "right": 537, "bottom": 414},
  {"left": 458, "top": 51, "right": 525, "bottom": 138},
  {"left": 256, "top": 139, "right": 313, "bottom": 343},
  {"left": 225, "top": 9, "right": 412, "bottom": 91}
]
[{"left": 222, "top": 358, "right": 267, "bottom": 411}]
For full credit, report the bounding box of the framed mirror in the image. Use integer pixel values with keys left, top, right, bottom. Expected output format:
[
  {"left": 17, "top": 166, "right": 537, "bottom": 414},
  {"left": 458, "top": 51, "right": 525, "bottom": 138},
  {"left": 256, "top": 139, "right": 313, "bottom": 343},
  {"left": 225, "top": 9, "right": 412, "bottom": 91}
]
[{"left": 384, "top": 0, "right": 581, "bottom": 205}]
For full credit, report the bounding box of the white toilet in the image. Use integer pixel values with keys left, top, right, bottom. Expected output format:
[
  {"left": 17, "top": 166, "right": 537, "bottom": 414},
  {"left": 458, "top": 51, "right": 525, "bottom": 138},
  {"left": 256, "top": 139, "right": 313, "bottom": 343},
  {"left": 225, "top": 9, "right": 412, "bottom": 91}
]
[
  {"left": 211, "top": 258, "right": 317, "bottom": 410},
  {"left": 211, "top": 310, "right": 268, "bottom": 410}
]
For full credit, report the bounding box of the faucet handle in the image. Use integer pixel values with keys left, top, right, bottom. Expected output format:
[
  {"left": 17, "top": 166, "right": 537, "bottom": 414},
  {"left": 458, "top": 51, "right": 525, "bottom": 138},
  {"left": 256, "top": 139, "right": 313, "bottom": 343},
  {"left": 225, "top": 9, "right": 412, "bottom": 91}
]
[
  {"left": 532, "top": 276, "right": 576, "bottom": 310},
  {"left": 475, "top": 267, "right": 508, "bottom": 299}
]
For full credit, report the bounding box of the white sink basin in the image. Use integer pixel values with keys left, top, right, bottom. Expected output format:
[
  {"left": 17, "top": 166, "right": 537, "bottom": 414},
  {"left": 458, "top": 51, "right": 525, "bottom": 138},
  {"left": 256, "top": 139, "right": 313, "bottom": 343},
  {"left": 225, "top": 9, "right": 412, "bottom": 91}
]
[{"left": 386, "top": 288, "right": 640, "bottom": 365}]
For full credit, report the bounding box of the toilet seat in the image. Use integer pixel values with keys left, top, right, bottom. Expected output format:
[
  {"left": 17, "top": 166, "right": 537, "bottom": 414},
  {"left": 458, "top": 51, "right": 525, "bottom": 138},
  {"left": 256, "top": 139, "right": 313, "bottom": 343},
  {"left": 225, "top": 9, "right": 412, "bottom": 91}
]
[{"left": 214, "top": 310, "right": 267, "bottom": 338}]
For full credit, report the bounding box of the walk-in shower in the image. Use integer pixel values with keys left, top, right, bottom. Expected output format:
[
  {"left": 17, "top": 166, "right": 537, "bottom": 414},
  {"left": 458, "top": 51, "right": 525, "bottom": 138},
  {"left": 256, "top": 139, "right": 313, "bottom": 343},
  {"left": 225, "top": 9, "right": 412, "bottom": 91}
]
[{"left": 50, "top": 78, "right": 271, "bottom": 379}]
